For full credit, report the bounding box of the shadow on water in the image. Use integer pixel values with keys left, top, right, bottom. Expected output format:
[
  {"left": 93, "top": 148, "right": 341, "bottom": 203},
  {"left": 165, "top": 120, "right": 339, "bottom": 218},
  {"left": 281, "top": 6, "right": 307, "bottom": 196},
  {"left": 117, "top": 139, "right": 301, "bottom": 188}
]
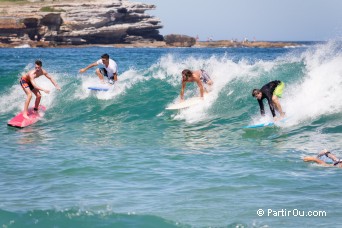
[{"left": 241, "top": 126, "right": 284, "bottom": 141}]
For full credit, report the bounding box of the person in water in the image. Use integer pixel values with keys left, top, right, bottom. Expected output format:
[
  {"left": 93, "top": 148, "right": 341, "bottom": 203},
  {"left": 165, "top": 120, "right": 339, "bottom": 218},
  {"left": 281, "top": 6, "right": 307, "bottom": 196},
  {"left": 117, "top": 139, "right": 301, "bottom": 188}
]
[
  {"left": 79, "top": 53, "right": 118, "bottom": 85},
  {"left": 20, "top": 60, "right": 61, "bottom": 119},
  {"left": 252, "top": 80, "right": 285, "bottom": 121},
  {"left": 303, "top": 149, "right": 342, "bottom": 168},
  {"left": 180, "top": 69, "right": 213, "bottom": 100}
]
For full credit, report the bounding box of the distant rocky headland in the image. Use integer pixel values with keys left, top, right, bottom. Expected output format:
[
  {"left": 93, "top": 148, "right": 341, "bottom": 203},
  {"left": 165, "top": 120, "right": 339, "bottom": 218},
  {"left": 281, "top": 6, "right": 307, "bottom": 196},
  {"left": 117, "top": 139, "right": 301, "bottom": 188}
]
[{"left": 0, "top": 0, "right": 300, "bottom": 48}]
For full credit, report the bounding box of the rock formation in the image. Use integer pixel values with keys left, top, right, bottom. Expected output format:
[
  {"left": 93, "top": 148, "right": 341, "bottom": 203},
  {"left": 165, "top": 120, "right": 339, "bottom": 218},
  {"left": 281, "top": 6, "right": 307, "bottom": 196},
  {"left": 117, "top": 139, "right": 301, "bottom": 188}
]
[
  {"left": 0, "top": 0, "right": 163, "bottom": 47},
  {"left": 164, "top": 34, "right": 196, "bottom": 47},
  {"left": 0, "top": 0, "right": 300, "bottom": 48}
]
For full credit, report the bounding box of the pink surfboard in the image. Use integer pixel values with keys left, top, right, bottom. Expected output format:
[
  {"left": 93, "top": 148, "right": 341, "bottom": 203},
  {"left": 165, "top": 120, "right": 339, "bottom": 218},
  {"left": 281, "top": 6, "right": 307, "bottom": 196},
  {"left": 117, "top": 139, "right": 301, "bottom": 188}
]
[{"left": 7, "top": 105, "right": 46, "bottom": 128}]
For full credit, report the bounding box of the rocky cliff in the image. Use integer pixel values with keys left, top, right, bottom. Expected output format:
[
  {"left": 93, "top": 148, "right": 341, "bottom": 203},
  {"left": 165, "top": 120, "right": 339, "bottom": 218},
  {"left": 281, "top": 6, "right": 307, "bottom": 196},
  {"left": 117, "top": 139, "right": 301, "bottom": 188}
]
[{"left": 0, "top": 0, "right": 163, "bottom": 47}]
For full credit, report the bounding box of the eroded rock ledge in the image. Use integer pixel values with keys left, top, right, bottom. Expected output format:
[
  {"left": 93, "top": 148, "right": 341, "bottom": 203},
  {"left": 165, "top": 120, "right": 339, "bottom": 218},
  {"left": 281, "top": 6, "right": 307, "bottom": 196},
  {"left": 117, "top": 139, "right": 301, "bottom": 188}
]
[{"left": 0, "top": 0, "right": 163, "bottom": 47}]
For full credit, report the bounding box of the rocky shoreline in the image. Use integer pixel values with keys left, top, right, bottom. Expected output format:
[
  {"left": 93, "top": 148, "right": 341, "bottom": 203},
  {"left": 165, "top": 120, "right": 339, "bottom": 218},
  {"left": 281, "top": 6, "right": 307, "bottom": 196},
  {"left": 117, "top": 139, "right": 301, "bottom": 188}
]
[
  {"left": 0, "top": 0, "right": 300, "bottom": 48},
  {"left": 1, "top": 40, "right": 301, "bottom": 49},
  {"left": 0, "top": 0, "right": 163, "bottom": 47},
  {"left": 194, "top": 40, "right": 300, "bottom": 48}
]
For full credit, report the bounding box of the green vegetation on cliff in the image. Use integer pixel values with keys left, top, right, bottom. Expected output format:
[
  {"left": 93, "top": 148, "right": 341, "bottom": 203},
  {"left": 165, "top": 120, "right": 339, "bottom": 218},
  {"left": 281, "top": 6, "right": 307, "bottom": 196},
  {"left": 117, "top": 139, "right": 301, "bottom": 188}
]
[
  {"left": 40, "top": 6, "right": 65, "bottom": 12},
  {"left": 0, "top": 0, "right": 27, "bottom": 2}
]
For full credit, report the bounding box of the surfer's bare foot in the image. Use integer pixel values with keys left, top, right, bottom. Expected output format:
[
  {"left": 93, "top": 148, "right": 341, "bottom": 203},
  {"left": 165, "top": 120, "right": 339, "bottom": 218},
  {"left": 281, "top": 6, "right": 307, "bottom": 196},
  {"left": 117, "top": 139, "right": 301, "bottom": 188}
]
[
  {"left": 23, "top": 113, "right": 30, "bottom": 119},
  {"left": 279, "top": 114, "right": 285, "bottom": 121},
  {"left": 34, "top": 107, "right": 44, "bottom": 117}
]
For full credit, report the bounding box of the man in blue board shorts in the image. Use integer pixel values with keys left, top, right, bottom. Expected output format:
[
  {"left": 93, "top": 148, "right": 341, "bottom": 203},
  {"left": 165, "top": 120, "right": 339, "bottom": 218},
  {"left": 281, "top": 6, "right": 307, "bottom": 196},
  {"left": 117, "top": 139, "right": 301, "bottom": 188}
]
[
  {"left": 304, "top": 149, "right": 342, "bottom": 168},
  {"left": 180, "top": 69, "right": 213, "bottom": 100},
  {"left": 252, "top": 80, "right": 285, "bottom": 121},
  {"left": 79, "top": 53, "right": 118, "bottom": 84}
]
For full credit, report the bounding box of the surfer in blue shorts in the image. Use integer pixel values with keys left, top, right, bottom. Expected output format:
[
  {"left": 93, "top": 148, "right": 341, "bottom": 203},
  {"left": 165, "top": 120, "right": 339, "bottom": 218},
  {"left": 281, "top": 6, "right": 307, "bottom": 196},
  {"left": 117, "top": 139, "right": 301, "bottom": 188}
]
[
  {"left": 252, "top": 80, "right": 285, "bottom": 121},
  {"left": 79, "top": 53, "right": 118, "bottom": 85},
  {"left": 304, "top": 149, "right": 342, "bottom": 168},
  {"left": 180, "top": 69, "right": 213, "bottom": 100},
  {"left": 20, "top": 60, "right": 61, "bottom": 119}
]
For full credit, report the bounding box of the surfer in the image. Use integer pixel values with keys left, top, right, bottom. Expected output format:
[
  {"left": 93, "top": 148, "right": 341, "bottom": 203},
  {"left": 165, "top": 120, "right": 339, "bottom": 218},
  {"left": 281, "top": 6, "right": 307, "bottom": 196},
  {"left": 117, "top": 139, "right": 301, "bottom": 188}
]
[
  {"left": 252, "top": 80, "right": 285, "bottom": 121},
  {"left": 79, "top": 53, "right": 118, "bottom": 85},
  {"left": 304, "top": 149, "right": 342, "bottom": 168},
  {"left": 180, "top": 69, "right": 213, "bottom": 100},
  {"left": 20, "top": 60, "right": 61, "bottom": 119}
]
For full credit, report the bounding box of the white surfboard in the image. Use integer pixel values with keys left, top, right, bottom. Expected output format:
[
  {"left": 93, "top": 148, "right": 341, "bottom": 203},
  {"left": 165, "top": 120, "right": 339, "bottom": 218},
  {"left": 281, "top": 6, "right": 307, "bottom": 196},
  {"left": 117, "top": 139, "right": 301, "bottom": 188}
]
[{"left": 166, "top": 97, "right": 203, "bottom": 110}]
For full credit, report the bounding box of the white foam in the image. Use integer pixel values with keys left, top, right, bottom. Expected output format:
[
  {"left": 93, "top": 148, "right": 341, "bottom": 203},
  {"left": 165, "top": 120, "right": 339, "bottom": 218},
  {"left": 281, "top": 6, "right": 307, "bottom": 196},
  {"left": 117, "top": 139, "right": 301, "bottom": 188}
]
[
  {"left": 282, "top": 40, "right": 342, "bottom": 125},
  {"left": 77, "top": 69, "right": 147, "bottom": 100},
  {"left": 155, "top": 53, "right": 278, "bottom": 123},
  {"left": 1, "top": 67, "right": 60, "bottom": 114}
]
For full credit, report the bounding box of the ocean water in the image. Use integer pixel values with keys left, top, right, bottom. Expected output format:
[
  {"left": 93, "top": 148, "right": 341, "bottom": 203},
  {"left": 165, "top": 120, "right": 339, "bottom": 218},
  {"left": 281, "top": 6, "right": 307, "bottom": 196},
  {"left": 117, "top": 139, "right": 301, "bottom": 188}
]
[{"left": 0, "top": 41, "right": 341, "bottom": 227}]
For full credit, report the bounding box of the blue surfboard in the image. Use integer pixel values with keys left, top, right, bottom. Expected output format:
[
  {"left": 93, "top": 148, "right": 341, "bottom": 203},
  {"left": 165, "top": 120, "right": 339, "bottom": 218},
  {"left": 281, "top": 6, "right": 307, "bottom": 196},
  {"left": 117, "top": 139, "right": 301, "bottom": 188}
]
[
  {"left": 88, "top": 86, "right": 109, "bottom": 91},
  {"left": 243, "top": 117, "right": 288, "bottom": 129},
  {"left": 243, "top": 122, "right": 274, "bottom": 129}
]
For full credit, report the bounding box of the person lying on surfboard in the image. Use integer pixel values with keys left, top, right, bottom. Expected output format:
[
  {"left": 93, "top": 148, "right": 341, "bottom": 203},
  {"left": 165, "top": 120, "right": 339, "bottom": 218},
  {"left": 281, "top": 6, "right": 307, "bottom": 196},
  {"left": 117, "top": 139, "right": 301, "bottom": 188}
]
[
  {"left": 180, "top": 69, "right": 213, "bottom": 101},
  {"left": 20, "top": 60, "right": 61, "bottom": 119},
  {"left": 79, "top": 53, "right": 118, "bottom": 85},
  {"left": 252, "top": 80, "right": 285, "bottom": 121},
  {"left": 304, "top": 149, "right": 342, "bottom": 168}
]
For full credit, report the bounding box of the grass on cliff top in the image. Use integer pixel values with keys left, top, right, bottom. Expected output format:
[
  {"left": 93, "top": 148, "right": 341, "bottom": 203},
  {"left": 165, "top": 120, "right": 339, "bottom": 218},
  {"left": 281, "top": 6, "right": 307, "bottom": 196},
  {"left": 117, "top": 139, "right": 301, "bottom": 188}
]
[
  {"left": 0, "top": 0, "right": 27, "bottom": 2},
  {"left": 40, "top": 6, "right": 65, "bottom": 12},
  {"left": 0, "top": 0, "right": 30, "bottom": 4}
]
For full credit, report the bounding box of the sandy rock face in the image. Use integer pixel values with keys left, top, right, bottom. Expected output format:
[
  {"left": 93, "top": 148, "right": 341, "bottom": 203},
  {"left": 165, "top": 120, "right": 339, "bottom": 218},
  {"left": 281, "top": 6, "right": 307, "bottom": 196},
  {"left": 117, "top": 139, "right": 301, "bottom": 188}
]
[{"left": 0, "top": 0, "right": 163, "bottom": 47}]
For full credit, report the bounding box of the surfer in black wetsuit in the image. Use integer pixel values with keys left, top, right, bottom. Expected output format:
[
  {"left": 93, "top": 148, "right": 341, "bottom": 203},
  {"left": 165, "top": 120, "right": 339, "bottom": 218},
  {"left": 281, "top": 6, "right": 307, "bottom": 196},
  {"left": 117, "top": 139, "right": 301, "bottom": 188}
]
[
  {"left": 252, "top": 80, "right": 285, "bottom": 120},
  {"left": 304, "top": 149, "right": 342, "bottom": 168}
]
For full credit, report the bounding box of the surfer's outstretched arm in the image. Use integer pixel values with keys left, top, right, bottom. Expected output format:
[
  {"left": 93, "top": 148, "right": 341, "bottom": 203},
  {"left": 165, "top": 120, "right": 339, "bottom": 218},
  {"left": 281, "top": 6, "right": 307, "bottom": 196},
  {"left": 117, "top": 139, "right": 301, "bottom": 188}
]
[
  {"left": 180, "top": 81, "right": 186, "bottom": 101},
  {"left": 303, "top": 156, "right": 328, "bottom": 165},
  {"left": 79, "top": 62, "right": 98, "bottom": 73},
  {"left": 304, "top": 149, "right": 342, "bottom": 167},
  {"left": 43, "top": 70, "right": 61, "bottom": 90}
]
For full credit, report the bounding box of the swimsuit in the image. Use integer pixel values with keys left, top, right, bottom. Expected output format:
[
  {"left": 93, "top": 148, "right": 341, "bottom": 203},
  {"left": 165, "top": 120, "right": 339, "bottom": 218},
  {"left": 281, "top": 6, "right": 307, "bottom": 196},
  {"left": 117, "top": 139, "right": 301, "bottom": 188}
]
[
  {"left": 97, "top": 58, "right": 118, "bottom": 80},
  {"left": 273, "top": 81, "right": 285, "bottom": 98},
  {"left": 200, "top": 70, "right": 211, "bottom": 84},
  {"left": 334, "top": 160, "right": 342, "bottom": 166},
  {"left": 20, "top": 77, "right": 34, "bottom": 91},
  {"left": 100, "top": 68, "right": 108, "bottom": 78}
]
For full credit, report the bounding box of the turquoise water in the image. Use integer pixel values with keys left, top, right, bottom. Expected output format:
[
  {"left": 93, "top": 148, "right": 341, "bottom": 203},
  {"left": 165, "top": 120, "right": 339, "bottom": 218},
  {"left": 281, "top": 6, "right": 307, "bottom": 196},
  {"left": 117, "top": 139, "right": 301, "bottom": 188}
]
[{"left": 0, "top": 41, "right": 341, "bottom": 227}]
